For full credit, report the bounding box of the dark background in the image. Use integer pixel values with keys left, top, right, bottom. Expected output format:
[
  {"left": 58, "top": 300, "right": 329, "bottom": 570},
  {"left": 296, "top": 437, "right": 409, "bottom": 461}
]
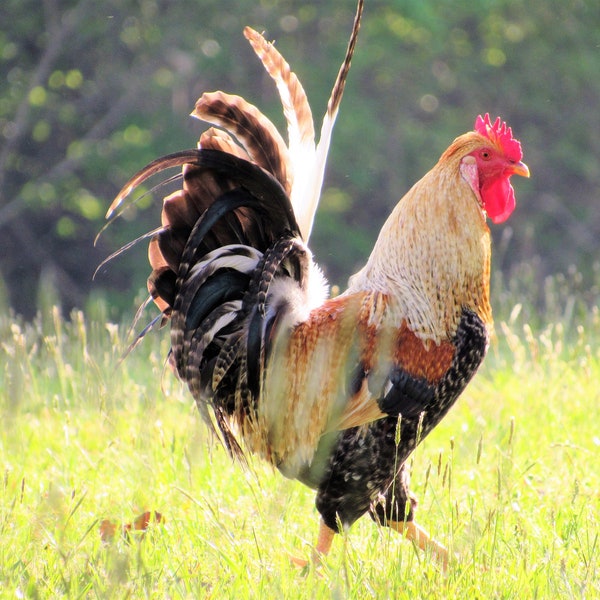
[{"left": 1, "top": 0, "right": 599, "bottom": 319}]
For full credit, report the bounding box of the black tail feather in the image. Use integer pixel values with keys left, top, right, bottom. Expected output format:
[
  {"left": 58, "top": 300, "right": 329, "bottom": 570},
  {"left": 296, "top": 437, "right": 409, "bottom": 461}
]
[
  {"left": 94, "top": 226, "right": 165, "bottom": 279},
  {"left": 100, "top": 6, "right": 366, "bottom": 467}
]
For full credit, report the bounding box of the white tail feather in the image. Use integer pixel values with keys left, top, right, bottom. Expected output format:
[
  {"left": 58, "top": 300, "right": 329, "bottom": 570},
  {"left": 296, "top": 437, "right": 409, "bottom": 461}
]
[{"left": 246, "top": 0, "right": 363, "bottom": 242}]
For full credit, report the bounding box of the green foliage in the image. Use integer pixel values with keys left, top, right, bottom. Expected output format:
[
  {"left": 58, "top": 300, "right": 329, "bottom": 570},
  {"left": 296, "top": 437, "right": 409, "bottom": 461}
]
[
  {"left": 0, "top": 281, "right": 599, "bottom": 596},
  {"left": 1, "top": 0, "right": 600, "bottom": 315}
]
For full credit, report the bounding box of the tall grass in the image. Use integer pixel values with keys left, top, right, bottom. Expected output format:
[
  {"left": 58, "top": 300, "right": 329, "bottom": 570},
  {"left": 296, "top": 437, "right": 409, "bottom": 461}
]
[{"left": 0, "top": 275, "right": 599, "bottom": 598}]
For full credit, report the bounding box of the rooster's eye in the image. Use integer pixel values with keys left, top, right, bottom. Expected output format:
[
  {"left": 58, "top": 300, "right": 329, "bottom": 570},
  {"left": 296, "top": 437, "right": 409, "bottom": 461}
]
[{"left": 480, "top": 150, "right": 491, "bottom": 161}]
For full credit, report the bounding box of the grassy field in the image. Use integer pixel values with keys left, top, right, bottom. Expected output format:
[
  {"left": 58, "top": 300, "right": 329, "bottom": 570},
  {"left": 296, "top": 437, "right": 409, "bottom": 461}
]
[{"left": 0, "top": 291, "right": 599, "bottom": 598}]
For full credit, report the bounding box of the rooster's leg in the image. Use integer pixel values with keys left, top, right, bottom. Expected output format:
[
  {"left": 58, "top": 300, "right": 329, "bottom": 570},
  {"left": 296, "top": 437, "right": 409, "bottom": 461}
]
[
  {"left": 290, "top": 519, "right": 336, "bottom": 567},
  {"left": 389, "top": 519, "right": 448, "bottom": 569},
  {"left": 313, "top": 518, "right": 336, "bottom": 557}
]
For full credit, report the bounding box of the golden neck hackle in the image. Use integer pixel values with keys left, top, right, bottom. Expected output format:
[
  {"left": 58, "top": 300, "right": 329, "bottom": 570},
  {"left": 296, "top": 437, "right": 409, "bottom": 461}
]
[{"left": 349, "top": 137, "right": 493, "bottom": 343}]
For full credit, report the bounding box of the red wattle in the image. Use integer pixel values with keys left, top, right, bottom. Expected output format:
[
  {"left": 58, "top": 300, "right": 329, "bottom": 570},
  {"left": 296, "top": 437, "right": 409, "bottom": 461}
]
[{"left": 481, "top": 177, "right": 516, "bottom": 224}]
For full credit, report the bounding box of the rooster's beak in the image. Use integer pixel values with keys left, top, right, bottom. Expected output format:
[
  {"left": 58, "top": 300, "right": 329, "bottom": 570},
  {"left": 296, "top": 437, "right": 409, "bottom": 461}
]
[{"left": 509, "top": 161, "right": 530, "bottom": 178}]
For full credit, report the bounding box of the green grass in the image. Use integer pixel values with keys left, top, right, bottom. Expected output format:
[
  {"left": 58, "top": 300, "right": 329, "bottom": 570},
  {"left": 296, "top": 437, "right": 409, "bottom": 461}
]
[{"left": 0, "top": 299, "right": 599, "bottom": 599}]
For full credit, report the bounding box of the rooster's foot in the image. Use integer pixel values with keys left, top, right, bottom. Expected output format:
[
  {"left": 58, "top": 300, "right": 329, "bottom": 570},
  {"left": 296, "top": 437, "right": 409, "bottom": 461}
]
[
  {"left": 389, "top": 519, "right": 449, "bottom": 570},
  {"left": 290, "top": 519, "right": 336, "bottom": 567}
]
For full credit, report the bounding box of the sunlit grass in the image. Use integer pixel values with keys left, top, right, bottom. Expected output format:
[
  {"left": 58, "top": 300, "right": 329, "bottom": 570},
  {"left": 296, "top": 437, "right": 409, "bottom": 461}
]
[{"left": 0, "top": 288, "right": 599, "bottom": 598}]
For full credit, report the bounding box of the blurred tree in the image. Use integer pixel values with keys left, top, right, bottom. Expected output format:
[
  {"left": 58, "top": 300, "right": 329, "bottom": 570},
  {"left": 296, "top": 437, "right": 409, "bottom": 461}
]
[{"left": 1, "top": 0, "right": 599, "bottom": 318}]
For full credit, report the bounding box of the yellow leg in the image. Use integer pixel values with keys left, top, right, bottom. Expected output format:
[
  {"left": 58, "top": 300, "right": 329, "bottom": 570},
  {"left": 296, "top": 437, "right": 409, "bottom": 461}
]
[
  {"left": 389, "top": 520, "right": 449, "bottom": 570},
  {"left": 313, "top": 519, "right": 336, "bottom": 558},
  {"left": 290, "top": 519, "right": 336, "bottom": 567}
]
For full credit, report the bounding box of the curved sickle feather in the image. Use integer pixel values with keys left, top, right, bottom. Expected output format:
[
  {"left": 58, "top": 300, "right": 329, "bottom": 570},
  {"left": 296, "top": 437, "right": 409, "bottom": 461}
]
[
  {"left": 106, "top": 150, "right": 204, "bottom": 220},
  {"left": 93, "top": 226, "right": 164, "bottom": 279},
  {"left": 95, "top": 172, "right": 183, "bottom": 246},
  {"left": 120, "top": 307, "right": 165, "bottom": 364}
]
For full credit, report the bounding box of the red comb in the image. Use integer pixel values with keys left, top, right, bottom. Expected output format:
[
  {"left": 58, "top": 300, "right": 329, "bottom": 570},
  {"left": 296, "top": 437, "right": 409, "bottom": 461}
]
[{"left": 474, "top": 113, "right": 523, "bottom": 162}]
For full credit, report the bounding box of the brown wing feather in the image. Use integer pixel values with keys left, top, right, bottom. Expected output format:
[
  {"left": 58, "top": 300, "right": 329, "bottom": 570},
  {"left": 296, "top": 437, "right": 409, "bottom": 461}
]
[{"left": 334, "top": 295, "right": 456, "bottom": 432}]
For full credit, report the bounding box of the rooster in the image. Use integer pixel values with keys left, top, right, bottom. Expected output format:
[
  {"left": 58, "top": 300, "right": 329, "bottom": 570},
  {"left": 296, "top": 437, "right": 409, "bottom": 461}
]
[{"left": 102, "top": 0, "right": 529, "bottom": 566}]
